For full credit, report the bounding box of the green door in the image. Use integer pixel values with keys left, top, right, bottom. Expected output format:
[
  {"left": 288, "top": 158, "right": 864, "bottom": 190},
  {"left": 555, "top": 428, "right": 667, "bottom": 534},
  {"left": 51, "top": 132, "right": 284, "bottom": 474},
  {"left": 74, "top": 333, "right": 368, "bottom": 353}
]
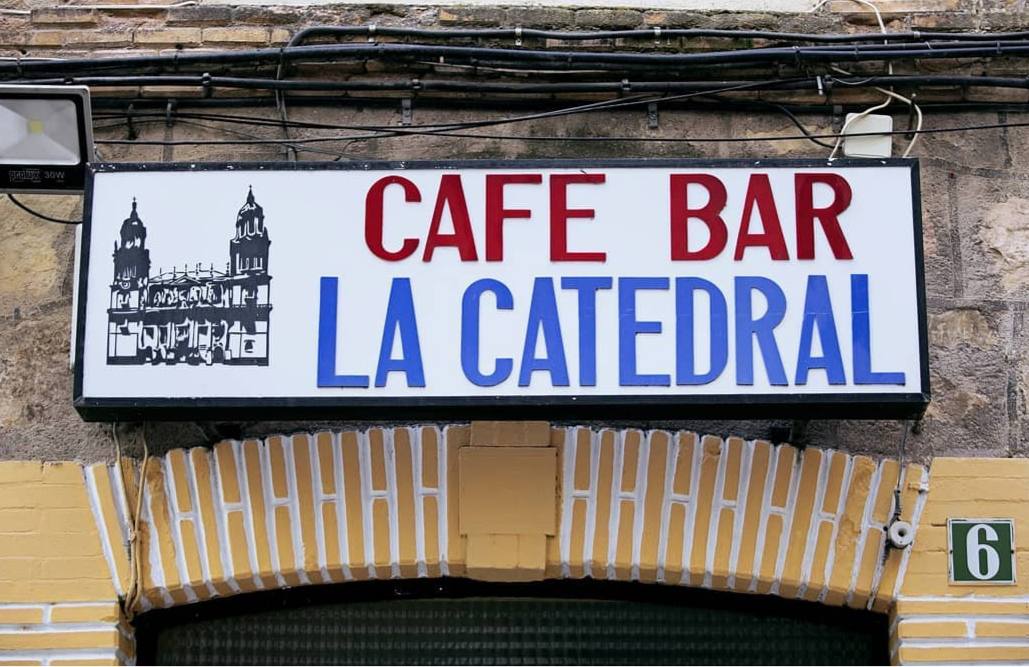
[{"left": 137, "top": 580, "right": 888, "bottom": 665}]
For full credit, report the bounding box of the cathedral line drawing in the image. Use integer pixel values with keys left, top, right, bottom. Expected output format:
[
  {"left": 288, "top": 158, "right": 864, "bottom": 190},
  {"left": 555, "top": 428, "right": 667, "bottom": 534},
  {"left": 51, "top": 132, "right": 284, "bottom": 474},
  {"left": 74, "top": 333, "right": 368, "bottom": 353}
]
[{"left": 107, "top": 187, "right": 273, "bottom": 366}]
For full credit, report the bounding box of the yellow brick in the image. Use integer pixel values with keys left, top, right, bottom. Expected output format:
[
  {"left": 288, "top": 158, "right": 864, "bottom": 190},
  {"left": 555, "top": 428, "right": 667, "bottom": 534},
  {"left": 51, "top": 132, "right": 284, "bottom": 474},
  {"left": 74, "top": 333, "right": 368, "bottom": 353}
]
[
  {"left": 189, "top": 447, "right": 229, "bottom": 593},
  {"left": 974, "top": 621, "right": 1029, "bottom": 638},
  {"left": 214, "top": 441, "right": 241, "bottom": 503},
  {"left": 270, "top": 28, "right": 291, "bottom": 44},
  {"left": 672, "top": 432, "right": 696, "bottom": 495},
  {"left": 0, "top": 557, "right": 39, "bottom": 580},
  {"left": 0, "top": 483, "right": 91, "bottom": 510},
  {"left": 242, "top": 439, "right": 276, "bottom": 587},
  {"left": 0, "top": 661, "right": 43, "bottom": 666},
  {"left": 40, "top": 463, "right": 83, "bottom": 486},
  {"left": 899, "top": 646, "right": 1029, "bottom": 663},
  {"left": 50, "top": 602, "right": 120, "bottom": 624},
  {"left": 770, "top": 445, "right": 797, "bottom": 507},
  {"left": 0, "top": 510, "right": 39, "bottom": 533},
  {"left": 733, "top": 440, "right": 772, "bottom": 591},
  {"left": 0, "top": 606, "right": 43, "bottom": 624},
  {"left": 0, "top": 533, "right": 103, "bottom": 558},
  {"left": 0, "top": 628, "right": 119, "bottom": 650},
  {"left": 897, "top": 620, "right": 968, "bottom": 638},
  {"left": 687, "top": 435, "right": 721, "bottom": 587},
  {"left": 896, "top": 599, "right": 1029, "bottom": 615},
  {"left": 0, "top": 578, "right": 116, "bottom": 603},
  {"left": 0, "top": 462, "right": 43, "bottom": 485},
  {"left": 40, "top": 556, "right": 111, "bottom": 580},
  {"left": 166, "top": 449, "right": 192, "bottom": 512},
  {"left": 50, "top": 661, "right": 118, "bottom": 666},
  {"left": 421, "top": 427, "right": 439, "bottom": 489},
  {"left": 291, "top": 434, "right": 319, "bottom": 576},
  {"left": 369, "top": 429, "right": 387, "bottom": 492},
  {"left": 930, "top": 457, "right": 1029, "bottom": 478},
  {"left": 779, "top": 448, "right": 822, "bottom": 597},
  {"left": 39, "top": 508, "right": 99, "bottom": 533},
  {"left": 639, "top": 431, "right": 670, "bottom": 582},
  {"left": 395, "top": 429, "right": 417, "bottom": 570},
  {"left": 269, "top": 436, "right": 288, "bottom": 498}
]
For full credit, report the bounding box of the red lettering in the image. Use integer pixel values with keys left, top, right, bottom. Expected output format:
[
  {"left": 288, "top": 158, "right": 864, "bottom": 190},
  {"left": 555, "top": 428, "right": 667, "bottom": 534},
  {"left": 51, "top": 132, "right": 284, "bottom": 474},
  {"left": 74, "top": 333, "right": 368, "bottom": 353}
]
[
  {"left": 365, "top": 176, "right": 421, "bottom": 261},
  {"left": 485, "top": 173, "right": 543, "bottom": 261},
  {"left": 734, "top": 174, "right": 789, "bottom": 261},
  {"left": 669, "top": 174, "right": 728, "bottom": 261},
  {"left": 422, "top": 174, "right": 477, "bottom": 261},
  {"left": 795, "top": 173, "right": 853, "bottom": 260},
  {"left": 550, "top": 173, "right": 607, "bottom": 262}
]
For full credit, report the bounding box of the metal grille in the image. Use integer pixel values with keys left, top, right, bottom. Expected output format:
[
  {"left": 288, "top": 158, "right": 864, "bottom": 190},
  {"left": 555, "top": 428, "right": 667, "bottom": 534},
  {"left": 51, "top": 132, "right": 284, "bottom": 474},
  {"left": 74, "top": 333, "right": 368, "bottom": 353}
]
[{"left": 144, "top": 583, "right": 887, "bottom": 665}]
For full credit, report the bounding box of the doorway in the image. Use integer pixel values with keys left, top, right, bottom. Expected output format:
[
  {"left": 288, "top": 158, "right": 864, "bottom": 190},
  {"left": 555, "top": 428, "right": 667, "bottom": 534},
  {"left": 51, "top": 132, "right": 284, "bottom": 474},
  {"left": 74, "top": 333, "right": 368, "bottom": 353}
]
[{"left": 135, "top": 578, "right": 888, "bottom": 665}]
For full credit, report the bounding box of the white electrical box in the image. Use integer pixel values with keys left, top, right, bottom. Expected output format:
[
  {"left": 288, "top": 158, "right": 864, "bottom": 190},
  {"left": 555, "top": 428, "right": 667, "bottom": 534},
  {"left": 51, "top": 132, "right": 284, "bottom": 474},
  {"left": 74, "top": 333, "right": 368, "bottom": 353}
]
[{"left": 843, "top": 113, "right": 894, "bottom": 158}]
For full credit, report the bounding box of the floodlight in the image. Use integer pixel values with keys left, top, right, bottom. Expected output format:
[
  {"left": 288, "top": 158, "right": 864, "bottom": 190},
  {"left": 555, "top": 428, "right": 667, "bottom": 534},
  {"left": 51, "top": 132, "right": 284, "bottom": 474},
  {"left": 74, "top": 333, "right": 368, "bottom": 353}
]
[{"left": 0, "top": 85, "right": 93, "bottom": 193}]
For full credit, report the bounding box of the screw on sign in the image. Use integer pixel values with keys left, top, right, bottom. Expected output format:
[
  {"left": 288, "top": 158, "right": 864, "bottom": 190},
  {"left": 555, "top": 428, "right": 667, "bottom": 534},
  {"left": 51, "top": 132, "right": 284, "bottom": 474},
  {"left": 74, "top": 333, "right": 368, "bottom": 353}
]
[{"left": 948, "top": 519, "right": 1016, "bottom": 585}]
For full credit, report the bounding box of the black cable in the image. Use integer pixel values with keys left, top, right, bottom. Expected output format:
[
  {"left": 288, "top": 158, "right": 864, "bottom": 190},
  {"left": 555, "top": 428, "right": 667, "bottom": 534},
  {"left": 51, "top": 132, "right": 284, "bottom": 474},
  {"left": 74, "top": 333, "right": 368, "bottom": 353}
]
[
  {"left": 18, "top": 73, "right": 1029, "bottom": 95},
  {"left": 6, "top": 194, "right": 81, "bottom": 225},
  {"left": 92, "top": 117, "right": 1029, "bottom": 147},
  {"left": 287, "top": 25, "right": 1029, "bottom": 47},
  {"left": 7, "top": 40, "right": 1029, "bottom": 77}
]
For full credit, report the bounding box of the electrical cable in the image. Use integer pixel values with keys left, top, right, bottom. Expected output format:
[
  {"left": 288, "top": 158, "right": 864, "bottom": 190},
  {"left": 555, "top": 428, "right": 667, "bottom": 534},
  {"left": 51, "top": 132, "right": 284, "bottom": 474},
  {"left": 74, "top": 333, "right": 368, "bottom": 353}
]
[
  {"left": 284, "top": 24, "right": 1029, "bottom": 47},
  {"left": 8, "top": 40, "right": 1029, "bottom": 77},
  {"left": 6, "top": 194, "right": 82, "bottom": 225},
  {"left": 91, "top": 116, "right": 1029, "bottom": 147}
]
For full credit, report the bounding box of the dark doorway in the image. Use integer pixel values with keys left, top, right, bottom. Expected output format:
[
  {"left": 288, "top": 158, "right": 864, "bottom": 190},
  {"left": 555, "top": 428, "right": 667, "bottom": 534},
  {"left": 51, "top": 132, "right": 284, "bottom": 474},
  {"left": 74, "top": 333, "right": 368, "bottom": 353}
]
[{"left": 135, "top": 578, "right": 888, "bottom": 665}]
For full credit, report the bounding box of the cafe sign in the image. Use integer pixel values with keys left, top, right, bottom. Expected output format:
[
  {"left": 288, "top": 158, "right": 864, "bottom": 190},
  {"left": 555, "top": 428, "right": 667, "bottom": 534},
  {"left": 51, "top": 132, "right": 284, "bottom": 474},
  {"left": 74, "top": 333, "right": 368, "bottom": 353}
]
[{"left": 73, "top": 159, "right": 928, "bottom": 420}]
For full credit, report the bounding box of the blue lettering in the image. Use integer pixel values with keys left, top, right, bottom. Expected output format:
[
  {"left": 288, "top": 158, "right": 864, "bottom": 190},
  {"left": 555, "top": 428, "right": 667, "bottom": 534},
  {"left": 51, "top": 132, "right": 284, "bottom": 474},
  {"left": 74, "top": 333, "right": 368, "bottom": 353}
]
[
  {"left": 795, "top": 275, "right": 845, "bottom": 385},
  {"left": 852, "top": 274, "right": 906, "bottom": 385},
  {"left": 374, "top": 278, "right": 425, "bottom": 387},
  {"left": 519, "top": 278, "right": 569, "bottom": 387},
  {"left": 461, "top": 278, "right": 514, "bottom": 387},
  {"left": 735, "top": 276, "right": 788, "bottom": 386},
  {"left": 560, "top": 277, "right": 612, "bottom": 387},
  {"left": 676, "top": 277, "right": 728, "bottom": 385},
  {"left": 317, "top": 277, "right": 370, "bottom": 388},
  {"left": 619, "top": 277, "right": 671, "bottom": 386}
]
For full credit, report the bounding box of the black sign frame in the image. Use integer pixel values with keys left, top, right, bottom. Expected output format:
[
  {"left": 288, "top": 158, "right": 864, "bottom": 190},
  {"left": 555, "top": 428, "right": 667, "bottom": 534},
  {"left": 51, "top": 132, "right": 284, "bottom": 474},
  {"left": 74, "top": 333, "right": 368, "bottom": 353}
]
[{"left": 73, "top": 158, "right": 929, "bottom": 421}]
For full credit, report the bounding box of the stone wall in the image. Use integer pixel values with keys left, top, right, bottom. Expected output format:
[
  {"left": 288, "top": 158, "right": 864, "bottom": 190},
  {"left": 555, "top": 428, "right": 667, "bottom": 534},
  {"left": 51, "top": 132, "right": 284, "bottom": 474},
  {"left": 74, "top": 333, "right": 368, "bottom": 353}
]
[{"left": 1, "top": 0, "right": 1028, "bottom": 463}]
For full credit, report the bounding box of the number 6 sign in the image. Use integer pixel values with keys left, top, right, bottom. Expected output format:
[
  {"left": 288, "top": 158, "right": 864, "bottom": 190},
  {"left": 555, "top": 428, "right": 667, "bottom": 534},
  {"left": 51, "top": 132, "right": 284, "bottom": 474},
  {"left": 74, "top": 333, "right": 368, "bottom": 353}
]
[{"left": 948, "top": 519, "right": 1016, "bottom": 585}]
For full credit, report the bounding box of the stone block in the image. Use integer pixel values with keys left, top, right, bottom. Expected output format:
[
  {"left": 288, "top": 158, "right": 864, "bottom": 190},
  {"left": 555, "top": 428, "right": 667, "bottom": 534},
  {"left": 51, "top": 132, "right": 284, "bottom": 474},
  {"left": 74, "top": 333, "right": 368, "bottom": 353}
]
[
  {"left": 514, "top": 8, "right": 574, "bottom": 27},
  {"left": 29, "top": 8, "right": 97, "bottom": 26},
  {"left": 167, "top": 6, "right": 232, "bottom": 26},
  {"left": 438, "top": 7, "right": 505, "bottom": 26},
  {"left": 458, "top": 447, "right": 557, "bottom": 535},
  {"left": 469, "top": 421, "right": 551, "bottom": 447},
  {"left": 575, "top": 9, "right": 643, "bottom": 29},
  {"left": 62, "top": 30, "right": 133, "bottom": 48},
  {"left": 201, "top": 27, "right": 270, "bottom": 46},
  {"left": 828, "top": 0, "right": 962, "bottom": 13},
  {"left": 134, "top": 28, "right": 202, "bottom": 46}
]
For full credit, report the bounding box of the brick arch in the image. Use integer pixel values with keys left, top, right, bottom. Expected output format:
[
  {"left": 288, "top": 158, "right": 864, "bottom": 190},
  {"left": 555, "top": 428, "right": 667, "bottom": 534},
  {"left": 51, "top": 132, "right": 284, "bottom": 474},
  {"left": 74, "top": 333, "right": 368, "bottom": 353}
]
[{"left": 83, "top": 424, "right": 927, "bottom": 615}]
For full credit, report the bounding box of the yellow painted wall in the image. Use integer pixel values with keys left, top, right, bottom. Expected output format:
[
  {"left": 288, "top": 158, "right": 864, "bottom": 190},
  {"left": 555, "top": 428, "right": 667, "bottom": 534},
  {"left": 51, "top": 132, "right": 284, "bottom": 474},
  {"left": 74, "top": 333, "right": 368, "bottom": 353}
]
[{"left": 1, "top": 425, "right": 1026, "bottom": 666}]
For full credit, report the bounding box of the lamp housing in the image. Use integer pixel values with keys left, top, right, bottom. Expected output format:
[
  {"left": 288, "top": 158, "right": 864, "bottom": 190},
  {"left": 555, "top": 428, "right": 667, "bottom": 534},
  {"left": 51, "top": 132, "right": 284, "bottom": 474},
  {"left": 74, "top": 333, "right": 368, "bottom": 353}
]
[{"left": 0, "top": 85, "right": 93, "bottom": 193}]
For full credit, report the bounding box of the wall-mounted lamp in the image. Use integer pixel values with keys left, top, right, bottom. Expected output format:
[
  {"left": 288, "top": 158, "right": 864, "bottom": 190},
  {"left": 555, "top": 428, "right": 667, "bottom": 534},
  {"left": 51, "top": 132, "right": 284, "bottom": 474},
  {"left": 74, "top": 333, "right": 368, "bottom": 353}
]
[{"left": 0, "top": 85, "right": 93, "bottom": 193}]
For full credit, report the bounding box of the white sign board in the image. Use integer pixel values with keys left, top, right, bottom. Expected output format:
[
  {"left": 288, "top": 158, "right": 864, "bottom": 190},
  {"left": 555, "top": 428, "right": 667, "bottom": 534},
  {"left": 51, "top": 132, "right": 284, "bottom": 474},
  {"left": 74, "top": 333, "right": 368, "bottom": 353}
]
[{"left": 74, "top": 160, "right": 928, "bottom": 420}]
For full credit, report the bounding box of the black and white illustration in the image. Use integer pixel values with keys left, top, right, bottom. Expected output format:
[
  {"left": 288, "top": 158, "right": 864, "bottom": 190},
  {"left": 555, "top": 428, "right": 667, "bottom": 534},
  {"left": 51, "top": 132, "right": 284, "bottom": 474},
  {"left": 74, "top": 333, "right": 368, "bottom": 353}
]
[{"left": 106, "top": 187, "right": 272, "bottom": 366}]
